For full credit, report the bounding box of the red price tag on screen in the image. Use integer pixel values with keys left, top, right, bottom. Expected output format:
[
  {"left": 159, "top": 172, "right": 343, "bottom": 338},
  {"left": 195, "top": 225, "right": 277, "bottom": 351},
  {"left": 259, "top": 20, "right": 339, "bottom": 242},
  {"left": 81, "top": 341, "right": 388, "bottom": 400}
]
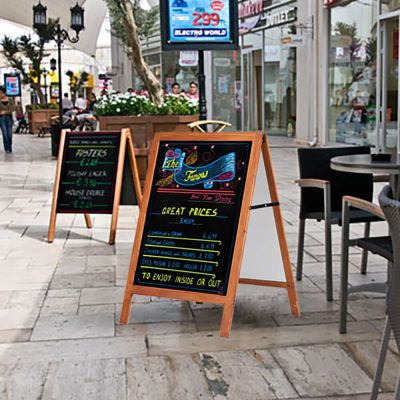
[{"left": 192, "top": 12, "right": 220, "bottom": 26}]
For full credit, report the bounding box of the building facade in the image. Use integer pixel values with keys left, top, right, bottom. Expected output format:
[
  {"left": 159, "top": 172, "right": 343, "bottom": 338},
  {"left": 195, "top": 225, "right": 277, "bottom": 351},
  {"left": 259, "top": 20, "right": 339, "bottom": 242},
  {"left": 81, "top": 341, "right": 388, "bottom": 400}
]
[{"left": 111, "top": 0, "right": 398, "bottom": 151}]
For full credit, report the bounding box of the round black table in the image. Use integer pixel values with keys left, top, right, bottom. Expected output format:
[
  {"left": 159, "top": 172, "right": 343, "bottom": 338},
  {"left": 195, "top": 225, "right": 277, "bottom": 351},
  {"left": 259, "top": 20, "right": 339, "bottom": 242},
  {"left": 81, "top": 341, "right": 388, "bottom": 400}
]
[{"left": 331, "top": 154, "right": 400, "bottom": 198}]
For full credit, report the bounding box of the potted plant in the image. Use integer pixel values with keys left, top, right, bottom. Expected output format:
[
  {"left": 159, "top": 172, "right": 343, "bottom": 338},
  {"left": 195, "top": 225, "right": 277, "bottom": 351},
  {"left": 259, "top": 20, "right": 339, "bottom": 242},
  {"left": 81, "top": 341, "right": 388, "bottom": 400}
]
[
  {"left": 96, "top": 93, "right": 199, "bottom": 181},
  {"left": 26, "top": 103, "right": 59, "bottom": 135}
]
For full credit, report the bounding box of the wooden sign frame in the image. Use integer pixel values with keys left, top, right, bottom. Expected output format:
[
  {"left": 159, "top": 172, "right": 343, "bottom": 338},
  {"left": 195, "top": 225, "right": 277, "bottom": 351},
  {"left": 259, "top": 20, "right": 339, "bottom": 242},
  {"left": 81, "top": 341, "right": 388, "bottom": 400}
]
[
  {"left": 239, "top": 134, "right": 299, "bottom": 316},
  {"left": 48, "top": 128, "right": 142, "bottom": 245},
  {"left": 120, "top": 131, "right": 299, "bottom": 337}
]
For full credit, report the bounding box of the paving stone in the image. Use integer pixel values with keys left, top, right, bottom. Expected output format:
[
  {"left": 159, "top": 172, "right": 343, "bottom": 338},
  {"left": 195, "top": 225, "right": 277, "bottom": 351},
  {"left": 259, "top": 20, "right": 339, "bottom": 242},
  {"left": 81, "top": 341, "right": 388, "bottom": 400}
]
[
  {"left": 81, "top": 287, "right": 126, "bottom": 305},
  {"left": 126, "top": 355, "right": 213, "bottom": 400},
  {"left": 47, "top": 289, "right": 81, "bottom": 298},
  {"left": 192, "top": 304, "right": 277, "bottom": 331},
  {"left": 31, "top": 313, "right": 115, "bottom": 341},
  {"left": 56, "top": 255, "right": 87, "bottom": 275},
  {"left": 0, "top": 329, "right": 31, "bottom": 343},
  {"left": 116, "top": 301, "right": 193, "bottom": 324},
  {"left": 50, "top": 272, "right": 115, "bottom": 289},
  {"left": 271, "top": 344, "right": 372, "bottom": 397},
  {"left": 274, "top": 310, "right": 352, "bottom": 327},
  {"left": 79, "top": 304, "right": 115, "bottom": 316},
  {"left": 116, "top": 321, "right": 197, "bottom": 337},
  {"left": 199, "top": 350, "right": 298, "bottom": 399},
  {"left": 0, "top": 335, "right": 146, "bottom": 364},
  {"left": 148, "top": 322, "right": 381, "bottom": 356},
  {"left": 0, "top": 291, "right": 13, "bottom": 308},
  {"left": 0, "top": 362, "right": 48, "bottom": 399},
  {"left": 346, "top": 340, "right": 400, "bottom": 392},
  {"left": 42, "top": 359, "right": 126, "bottom": 400},
  {"left": 40, "top": 296, "right": 80, "bottom": 317},
  {"left": 0, "top": 306, "right": 41, "bottom": 330},
  {"left": 6, "top": 290, "right": 46, "bottom": 309},
  {"left": 348, "top": 298, "right": 386, "bottom": 322},
  {"left": 86, "top": 255, "right": 117, "bottom": 268}
]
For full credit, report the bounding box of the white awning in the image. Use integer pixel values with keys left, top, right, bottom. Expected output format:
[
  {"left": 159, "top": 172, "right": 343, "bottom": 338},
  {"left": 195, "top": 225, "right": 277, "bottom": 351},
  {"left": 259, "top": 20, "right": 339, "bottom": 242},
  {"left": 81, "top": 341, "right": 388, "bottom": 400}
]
[{"left": 0, "top": 0, "right": 107, "bottom": 57}]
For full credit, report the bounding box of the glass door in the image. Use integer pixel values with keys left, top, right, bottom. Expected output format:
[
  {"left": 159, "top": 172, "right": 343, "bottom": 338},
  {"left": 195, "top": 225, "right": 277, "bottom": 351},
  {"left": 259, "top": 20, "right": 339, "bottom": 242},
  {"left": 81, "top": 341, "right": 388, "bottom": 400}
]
[
  {"left": 377, "top": 15, "right": 400, "bottom": 152},
  {"left": 241, "top": 49, "right": 263, "bottom": 131}
]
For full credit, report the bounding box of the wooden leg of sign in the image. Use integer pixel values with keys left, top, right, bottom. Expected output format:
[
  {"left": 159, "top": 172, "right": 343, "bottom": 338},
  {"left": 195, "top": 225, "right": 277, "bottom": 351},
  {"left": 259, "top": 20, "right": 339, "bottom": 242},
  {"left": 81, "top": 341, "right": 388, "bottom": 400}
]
[
  {"left": 48, "top": 130, "right": 68, "bottom": 244},
  {"left": 125, "top": 129, "right": 143, "bottom": 207},
  {"left": 220, "top": 302, "right": 235, "bottom": 338},
  {"left": 84, "top": 214, "right": 92, "bottom": 229},
  {"left": 109, "top": 130, "right": 128, "bottom": 245},
  {"left": 48, "top": 214, "right": 57, "bottom": 243},
  {"left": 120, "top": 290, "right": 133, "bottom": 324},
  {"left": 262, "top": 134, "right": 300, "bottom": 316}
]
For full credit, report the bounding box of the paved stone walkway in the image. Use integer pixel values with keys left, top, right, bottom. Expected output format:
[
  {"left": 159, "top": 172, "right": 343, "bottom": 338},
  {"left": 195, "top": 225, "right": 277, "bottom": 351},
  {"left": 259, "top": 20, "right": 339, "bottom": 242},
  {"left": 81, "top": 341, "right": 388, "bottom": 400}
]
[{"left": 0, "top": 134, "right": 397, "bottom": 399}]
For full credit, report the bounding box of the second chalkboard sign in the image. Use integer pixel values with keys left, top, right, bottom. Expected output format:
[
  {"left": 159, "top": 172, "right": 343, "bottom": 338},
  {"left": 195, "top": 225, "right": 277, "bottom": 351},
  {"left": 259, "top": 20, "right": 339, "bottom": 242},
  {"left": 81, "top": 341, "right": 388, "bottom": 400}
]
[
  {"left": 56, "top": 132, "right": 121, "bottom": 214},
  {"left": 48, "top": 129, "right": 142, "bottom": 244}
]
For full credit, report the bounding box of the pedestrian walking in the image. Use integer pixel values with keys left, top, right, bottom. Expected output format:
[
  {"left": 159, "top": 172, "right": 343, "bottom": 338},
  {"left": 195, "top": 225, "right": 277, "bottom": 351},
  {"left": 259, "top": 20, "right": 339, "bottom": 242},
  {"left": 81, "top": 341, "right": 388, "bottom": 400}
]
[{"left": 0, "top": 86, "right": 15, "bottom": 154}]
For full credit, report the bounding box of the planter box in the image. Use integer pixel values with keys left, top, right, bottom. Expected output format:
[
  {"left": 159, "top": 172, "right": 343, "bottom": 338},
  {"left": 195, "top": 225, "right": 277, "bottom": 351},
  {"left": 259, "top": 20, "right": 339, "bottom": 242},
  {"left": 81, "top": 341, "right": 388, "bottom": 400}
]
[
  {"left": 98, "top": 115, "right": 198, "bottom": 181},
  {"left": 28, "top": 109, "right": 59, "bottom": 135}
]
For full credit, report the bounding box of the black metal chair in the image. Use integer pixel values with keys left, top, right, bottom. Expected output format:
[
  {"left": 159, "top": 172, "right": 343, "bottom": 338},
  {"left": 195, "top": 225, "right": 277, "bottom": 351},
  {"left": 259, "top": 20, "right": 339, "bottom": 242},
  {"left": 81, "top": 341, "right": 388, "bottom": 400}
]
[
  {"left": 296, "top": 146, "right": 383, "bottom": 301},
  {"left": 370, "top": 186, "right": 400, "bottom": 399},
  {"left": 339, "top": 195, "right": 391, "bottom": 333}
]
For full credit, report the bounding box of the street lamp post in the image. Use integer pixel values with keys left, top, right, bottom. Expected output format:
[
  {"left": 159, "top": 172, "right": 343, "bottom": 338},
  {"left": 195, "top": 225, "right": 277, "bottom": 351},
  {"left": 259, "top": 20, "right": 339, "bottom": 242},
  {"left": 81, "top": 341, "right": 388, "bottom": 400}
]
[
  {"left": 33, "top": 1, "right": 85, "bottom": 130},
  {"left": 41, "top": 67, "right": 48, "bottom": 103}
]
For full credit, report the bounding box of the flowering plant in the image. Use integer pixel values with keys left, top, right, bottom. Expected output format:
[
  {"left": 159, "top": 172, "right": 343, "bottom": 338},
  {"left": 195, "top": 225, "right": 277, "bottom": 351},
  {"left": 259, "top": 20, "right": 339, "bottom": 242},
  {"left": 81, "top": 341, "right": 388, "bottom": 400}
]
[{"left": 94, "top": 93, "right": 199, "bottom": 117}]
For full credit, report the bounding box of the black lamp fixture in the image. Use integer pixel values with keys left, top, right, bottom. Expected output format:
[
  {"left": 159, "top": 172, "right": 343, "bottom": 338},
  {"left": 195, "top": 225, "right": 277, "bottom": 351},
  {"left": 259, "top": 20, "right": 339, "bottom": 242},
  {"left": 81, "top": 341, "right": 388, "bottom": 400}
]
[
  {"left": 32, "top": 1, "right": 47, "bottom": 31},
  {"left": 32, "top": 1, "right": 85, "bottom": 132},
  {"left": 50, "top": 58, "right": 57, "bottom": 72},
  {"left": 70, "top": 2, "right": 85, "bottom": 35}
]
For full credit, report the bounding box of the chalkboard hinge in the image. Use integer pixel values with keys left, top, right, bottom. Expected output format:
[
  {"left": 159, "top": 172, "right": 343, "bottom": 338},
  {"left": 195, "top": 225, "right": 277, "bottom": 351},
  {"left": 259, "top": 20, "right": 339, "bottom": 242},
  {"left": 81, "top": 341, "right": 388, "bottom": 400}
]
[{"left": 250, "top": 202, "right": 280, "bottom": 210}]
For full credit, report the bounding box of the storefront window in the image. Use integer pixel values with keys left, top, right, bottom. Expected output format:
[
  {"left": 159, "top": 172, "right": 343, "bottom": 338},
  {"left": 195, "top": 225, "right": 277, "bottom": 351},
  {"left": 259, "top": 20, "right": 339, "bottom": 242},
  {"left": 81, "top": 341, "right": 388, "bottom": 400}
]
[
  {"left": 212, "top": 51, "right": 241, "bottom": 130},
  {"left": 381, "top": 0, "right": 400, "bottom": 13},
  {"left": 329, "top": 0, "right": 377, "bottom": 144},
  {"left": 162, "top": 51, "right": 198, "bottom": 94},
  {"left": 264, "top": 27, "right": 296, "bottom": 136}
]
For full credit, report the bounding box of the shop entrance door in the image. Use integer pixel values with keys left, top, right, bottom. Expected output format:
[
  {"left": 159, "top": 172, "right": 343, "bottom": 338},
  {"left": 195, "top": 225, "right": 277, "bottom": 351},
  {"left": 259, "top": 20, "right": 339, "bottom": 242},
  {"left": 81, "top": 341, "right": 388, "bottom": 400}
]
[
  {"left": 377, "top": 15, "right": 400, "bottom": 152},
  {"left": 241, "top": 49, "right": 263, "bottom": 131}
]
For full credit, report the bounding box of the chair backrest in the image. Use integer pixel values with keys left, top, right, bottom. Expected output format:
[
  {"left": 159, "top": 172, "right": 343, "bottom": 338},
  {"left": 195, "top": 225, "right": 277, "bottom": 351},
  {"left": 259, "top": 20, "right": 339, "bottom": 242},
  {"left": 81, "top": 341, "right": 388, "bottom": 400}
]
[
  {"left": 379, "top": 185, "right": 400, "bottom": 350},
  {"left": 298, "top": 146, "right": 373, "bottom": 217}
]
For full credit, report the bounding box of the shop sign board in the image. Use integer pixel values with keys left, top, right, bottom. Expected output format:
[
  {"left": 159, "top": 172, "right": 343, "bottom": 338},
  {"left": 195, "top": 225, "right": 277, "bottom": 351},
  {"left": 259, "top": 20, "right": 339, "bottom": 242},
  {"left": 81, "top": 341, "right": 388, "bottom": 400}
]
[
  {"left": 280, "top": 34, "right": 305, "bottom": 47},
  {"left": 179, "top": 51, "right": 199, "bottom": 66},
  {"left": 4, "top": 74, "right": 21, "bottom": 97},
  {"left": 160, "top": 0, "right": 239, "bottom": 50},
  {"left": 265, "top": 45, "right": 281, "bottom": 62},
  {"left": 214, "top": 57, "right": 231, "bottom": 67},
  {"left": 330, "top": 35, "right": 352, "bottom": 48},
  {"left": 239, "top": 3, "right": 297, "bottom": 35}
]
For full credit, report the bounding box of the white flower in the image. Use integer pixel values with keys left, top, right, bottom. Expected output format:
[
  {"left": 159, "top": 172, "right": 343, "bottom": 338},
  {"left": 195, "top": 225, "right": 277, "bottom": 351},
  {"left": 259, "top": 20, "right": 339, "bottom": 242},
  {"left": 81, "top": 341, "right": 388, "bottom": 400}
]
[{"left": 116, "top": 108, "right": 121, "bottom": 113}]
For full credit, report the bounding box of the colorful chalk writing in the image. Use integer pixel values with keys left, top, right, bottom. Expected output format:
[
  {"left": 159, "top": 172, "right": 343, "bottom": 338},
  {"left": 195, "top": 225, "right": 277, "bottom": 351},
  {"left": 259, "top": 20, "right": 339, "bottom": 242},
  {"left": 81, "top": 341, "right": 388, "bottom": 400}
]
[
  {"left": 134, "top": 141, "right": 252, "bottom": 295},
  {"left": 56, "top": 132, "right": 121, "bottom": 214}
]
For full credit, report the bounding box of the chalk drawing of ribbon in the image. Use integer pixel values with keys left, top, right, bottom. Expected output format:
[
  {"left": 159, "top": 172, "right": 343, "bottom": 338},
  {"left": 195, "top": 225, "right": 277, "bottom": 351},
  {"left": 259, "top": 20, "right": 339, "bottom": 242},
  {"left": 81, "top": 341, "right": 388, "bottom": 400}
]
[{"left": 162, "top": 149, "right": 236, "bottom": 189}]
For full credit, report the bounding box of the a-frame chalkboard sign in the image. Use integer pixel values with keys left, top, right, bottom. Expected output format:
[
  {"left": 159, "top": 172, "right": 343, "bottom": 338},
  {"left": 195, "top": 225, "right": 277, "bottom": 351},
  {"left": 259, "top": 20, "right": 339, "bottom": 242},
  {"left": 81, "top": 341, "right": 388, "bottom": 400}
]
[
  {"left": 120, "top": 131, "right": 299, "bottom": 337},
  {"left": 48, "top": 129, "right": 142, "bottom": 245}
]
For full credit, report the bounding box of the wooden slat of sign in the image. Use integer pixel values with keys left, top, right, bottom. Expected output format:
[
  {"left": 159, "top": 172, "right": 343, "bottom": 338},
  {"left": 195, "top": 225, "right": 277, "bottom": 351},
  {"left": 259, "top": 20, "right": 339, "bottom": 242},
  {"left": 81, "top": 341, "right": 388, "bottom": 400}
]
[
  {"left": 120, "top": 132, "right": 262, "bottom": 337},
  {"left": 261, "top": 135, "right": 299, "bottom": 315},
  {"left": 239, "top": 134, "right": 300, "bottom": 316},
  {"left": 48, "top": 129, "right": 141, "bottom": 244}
]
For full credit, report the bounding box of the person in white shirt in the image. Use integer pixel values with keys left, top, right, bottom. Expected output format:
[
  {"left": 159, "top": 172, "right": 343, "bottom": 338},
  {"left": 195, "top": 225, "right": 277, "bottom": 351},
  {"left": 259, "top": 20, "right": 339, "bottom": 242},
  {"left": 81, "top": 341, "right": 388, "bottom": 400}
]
[
  {"left": 62, "top": 93, "right": 73, "bottom": 113},
  {"left": 75, "top": 96, "right": 87, "bottom": 111}
]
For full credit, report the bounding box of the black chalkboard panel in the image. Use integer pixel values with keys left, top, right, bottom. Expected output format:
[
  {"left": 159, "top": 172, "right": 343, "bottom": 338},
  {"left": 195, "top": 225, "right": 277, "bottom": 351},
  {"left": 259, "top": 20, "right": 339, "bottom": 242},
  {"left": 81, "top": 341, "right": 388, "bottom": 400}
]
[
  {"left": 134, "top": 140, "right": 252, "bottom": 295},
  {"left": 120, "top": 152, "right": 138, "bottom": 206},
  {"left": 56, "top": 132, "right": 121, "bottom": 214}
]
